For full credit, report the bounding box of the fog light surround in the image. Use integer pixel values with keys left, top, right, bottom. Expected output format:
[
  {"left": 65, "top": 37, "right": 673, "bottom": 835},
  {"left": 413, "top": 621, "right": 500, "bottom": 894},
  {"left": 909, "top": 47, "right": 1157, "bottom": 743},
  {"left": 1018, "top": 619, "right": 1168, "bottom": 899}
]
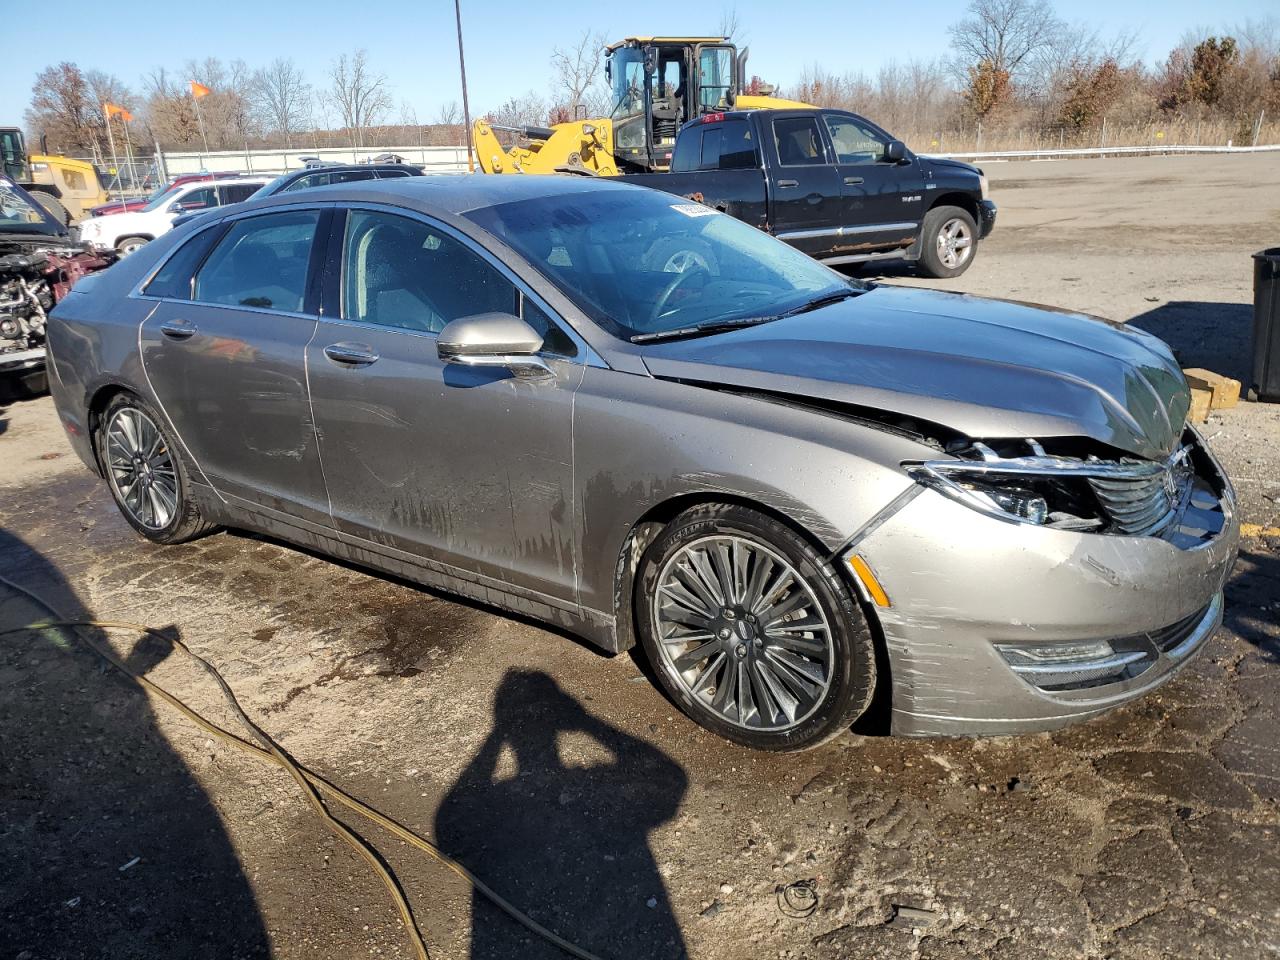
[{"left": 993, "top": 639, "right": 1151, "bottom": 691}]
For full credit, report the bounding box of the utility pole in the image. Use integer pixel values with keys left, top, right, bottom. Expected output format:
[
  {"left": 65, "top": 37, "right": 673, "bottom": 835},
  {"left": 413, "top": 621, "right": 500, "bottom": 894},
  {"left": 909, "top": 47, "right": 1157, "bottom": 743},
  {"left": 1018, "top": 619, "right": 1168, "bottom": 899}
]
[{"left": 454, "top": 0, "right": 475, "bottom": 172}]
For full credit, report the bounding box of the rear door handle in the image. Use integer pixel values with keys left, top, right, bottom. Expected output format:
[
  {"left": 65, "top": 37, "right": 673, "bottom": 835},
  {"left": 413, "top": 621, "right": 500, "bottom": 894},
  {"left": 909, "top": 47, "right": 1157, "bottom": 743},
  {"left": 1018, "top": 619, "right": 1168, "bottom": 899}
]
[
  {"left": 776, "top": 179, "right": 799, "bottom": 188},
  {"left": 843, "top": 176, "right": 865, "bottom": 185},
  {"left": 323, "top": 342, "right": 379, "bottom": 366},
  {"left": 159, "top": 319, "right": 197, "bottom": 340}
]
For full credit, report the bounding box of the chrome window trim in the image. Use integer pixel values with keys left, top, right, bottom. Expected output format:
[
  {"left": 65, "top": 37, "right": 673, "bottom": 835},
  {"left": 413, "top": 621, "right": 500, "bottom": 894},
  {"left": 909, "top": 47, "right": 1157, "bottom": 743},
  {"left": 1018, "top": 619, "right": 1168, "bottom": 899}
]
[{"left": 330, "top": 201, "right": 603, "bottom": 367}]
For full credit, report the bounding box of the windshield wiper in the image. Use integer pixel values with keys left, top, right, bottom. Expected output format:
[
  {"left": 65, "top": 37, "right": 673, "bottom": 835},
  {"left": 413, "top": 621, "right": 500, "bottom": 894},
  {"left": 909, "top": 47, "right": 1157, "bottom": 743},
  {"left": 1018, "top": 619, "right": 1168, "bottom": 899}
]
[
  {"left": 629, "top": 287, "right": 861, "bottom": 344},
  {"left": 630, "top": 315, "right": 780, "bottom": 344}
]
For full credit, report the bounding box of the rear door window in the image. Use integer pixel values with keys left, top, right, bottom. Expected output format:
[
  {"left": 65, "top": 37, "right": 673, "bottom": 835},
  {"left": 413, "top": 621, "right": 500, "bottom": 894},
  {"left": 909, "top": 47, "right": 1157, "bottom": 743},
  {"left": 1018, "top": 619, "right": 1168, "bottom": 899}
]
[
  {"left": 144, "top": 226, "right": 224, "bottom": 299},
  {"left": 773, "top": 117, "right": 826, "bottom": 166},
  {"left": 192, "top": 209, "right": 320, "bottom": 312},
  {"left": 220, "top": 183, "right": 262, "bottom": 204},
  {"left": 177, "top": 186, "right": 217, "bottom": 210},
  {"left": 331, "top": 169, "right": 378, "bottom": 185}
]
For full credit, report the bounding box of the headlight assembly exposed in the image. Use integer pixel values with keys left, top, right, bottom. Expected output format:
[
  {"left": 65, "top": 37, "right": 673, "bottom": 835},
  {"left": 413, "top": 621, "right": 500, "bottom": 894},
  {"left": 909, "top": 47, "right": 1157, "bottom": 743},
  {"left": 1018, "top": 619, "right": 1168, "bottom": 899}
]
[{"left": 905, "top": 439, "right": 1194, "bottom": 533}]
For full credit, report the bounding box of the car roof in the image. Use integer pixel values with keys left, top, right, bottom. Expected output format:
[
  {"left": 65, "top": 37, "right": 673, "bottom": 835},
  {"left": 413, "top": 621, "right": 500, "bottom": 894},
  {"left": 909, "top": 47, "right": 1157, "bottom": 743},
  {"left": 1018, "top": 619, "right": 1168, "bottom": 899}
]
[{"left": 251, "top": 173, "right": 647, "bottom": 217}]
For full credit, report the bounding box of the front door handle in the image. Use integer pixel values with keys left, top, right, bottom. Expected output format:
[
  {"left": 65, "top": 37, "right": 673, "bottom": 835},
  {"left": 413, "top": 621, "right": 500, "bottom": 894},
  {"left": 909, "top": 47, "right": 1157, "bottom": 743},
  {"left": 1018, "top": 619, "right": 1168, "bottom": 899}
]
[
  {"left": 323, "top": 342, "right": 379, "bottom": 366},
  {"left": 159, "top": 319, "right": 197, "bottom": 340},
  {"left": 776, "top": 178, "right": 799, "bottom": 188},
  {"left": 843, "top": 176, "right": 865, "bottom": 185}
]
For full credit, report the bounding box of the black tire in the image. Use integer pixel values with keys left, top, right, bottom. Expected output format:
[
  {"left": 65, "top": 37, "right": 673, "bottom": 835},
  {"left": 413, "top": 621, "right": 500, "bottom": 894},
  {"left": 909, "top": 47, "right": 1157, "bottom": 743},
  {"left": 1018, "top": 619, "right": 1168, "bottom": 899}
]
[
  {"left": 917, "top": 204, "right": 978, "bottom": 279},
  {"left": 635, "top": 503, "right": 876, "bottom": 751},
  {"left": 93, "top": 392, "right": 217, "bottom": 544},
  {"left": 30, "top": 191, "right": 71, "bottom": 226}
]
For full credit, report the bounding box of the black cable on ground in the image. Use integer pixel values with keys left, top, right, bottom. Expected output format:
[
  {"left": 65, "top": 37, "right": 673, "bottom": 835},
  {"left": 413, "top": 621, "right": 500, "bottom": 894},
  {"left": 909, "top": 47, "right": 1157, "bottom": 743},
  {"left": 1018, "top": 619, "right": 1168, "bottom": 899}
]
[{"left": 0, "top": 573, "right": 606, "bottom": 960}]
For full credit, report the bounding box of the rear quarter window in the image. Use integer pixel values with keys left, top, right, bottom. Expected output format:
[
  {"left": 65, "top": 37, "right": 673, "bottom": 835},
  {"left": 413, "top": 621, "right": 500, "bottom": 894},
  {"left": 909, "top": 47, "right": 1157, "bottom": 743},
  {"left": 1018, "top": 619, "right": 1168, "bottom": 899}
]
[{"left": 144, "top": 226, "right": 224, "bottom": 300}]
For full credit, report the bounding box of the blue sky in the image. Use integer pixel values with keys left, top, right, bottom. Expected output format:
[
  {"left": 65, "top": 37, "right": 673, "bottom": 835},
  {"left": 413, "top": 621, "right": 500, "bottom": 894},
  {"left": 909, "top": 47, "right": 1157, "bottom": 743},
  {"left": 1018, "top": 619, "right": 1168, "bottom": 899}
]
[{"left": 1, "top": 0, "right": 1266, "bottom": 123}]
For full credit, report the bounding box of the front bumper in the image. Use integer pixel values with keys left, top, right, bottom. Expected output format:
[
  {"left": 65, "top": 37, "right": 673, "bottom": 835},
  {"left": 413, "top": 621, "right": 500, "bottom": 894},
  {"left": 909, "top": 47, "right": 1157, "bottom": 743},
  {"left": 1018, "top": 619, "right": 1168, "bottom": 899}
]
[
  {"left": 977, "top": 199, "right": 997, "bottom": 239},
  {"left": 0, "top": 347, "right": 46, "bottom": 375},
  {"left": 853, "top": 437, "right": 1238, "bottom": 736}
]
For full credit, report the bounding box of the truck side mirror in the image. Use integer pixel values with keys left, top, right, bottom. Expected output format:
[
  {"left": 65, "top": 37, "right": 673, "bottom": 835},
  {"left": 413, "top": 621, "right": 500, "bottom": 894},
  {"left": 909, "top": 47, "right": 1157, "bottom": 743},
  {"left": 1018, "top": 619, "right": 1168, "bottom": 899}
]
[{"left": 884, "top": 140, "right": 908, "bottom": 164}]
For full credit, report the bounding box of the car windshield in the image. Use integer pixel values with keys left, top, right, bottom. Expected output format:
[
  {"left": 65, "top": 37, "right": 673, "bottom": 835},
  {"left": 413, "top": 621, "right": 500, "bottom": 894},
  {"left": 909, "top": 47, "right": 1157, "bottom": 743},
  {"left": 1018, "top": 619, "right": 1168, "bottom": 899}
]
[
  {"left": 464, "top": 188, "right": 858, "bottom": 342},
  {"left": 141, "top": 187, "right": 186, "bottom": 212},
  {"left": 0, "top": 178, "right": 60, "bottom": 234},
  {"left": 145, "top": 182, "right": 180, "bottom": 203}
]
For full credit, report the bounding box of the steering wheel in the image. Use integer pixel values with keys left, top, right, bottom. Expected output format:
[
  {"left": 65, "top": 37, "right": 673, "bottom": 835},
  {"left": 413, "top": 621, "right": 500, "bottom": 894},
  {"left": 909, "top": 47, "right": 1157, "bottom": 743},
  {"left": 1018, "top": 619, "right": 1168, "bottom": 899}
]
[{"left": 650, "top": 265, "right": 708, "bottom": 326}]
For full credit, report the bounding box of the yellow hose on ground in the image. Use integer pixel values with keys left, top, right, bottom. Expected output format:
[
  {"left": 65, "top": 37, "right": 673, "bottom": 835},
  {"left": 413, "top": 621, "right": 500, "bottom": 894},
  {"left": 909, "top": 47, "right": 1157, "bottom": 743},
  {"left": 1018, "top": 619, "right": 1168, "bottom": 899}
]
[{"left": 0, "top": 573, "right": 606, "bottom": 960}]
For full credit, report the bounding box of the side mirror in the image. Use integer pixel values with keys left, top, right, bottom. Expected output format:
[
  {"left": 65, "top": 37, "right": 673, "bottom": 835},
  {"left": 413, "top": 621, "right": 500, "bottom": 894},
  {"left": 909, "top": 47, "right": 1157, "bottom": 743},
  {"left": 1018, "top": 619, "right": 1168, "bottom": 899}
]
[
  {"left": 883, "top": 140, "right": 908, "bottom": 164},
  {"left": 437, "top": 312, "right": 552, "bottom": 379},
  {"left": 169, "top": 202, "right": 185, "bottom": 215}
]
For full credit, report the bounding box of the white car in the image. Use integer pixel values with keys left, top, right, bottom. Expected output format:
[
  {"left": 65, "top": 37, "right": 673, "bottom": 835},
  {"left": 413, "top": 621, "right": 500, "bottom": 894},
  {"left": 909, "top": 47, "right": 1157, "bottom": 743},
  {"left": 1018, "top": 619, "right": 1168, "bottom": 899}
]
[{"left": 77, "top": 177, "right": 270, "bottom": 257}]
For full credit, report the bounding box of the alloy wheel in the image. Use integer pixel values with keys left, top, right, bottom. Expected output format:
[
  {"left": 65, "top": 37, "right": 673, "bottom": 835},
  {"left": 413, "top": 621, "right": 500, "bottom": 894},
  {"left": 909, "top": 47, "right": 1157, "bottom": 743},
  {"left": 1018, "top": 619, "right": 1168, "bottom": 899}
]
[
  {"left": 936, "top": 217, "right": 973, "bottom": 270},
  {"left": 652, "top": 535, "right": 835, "bottom": 731},
  {"left": 104, "top": 407, "right": 179, "bottom": 531}
]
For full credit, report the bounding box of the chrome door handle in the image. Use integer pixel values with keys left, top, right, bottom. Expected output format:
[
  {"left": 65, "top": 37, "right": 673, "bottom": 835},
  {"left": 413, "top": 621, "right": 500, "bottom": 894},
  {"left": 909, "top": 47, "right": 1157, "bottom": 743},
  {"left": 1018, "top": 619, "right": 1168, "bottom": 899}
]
[
  {"left": 776, "top": 179, "right": 799, "bottom": 188},
  {"left": 843, "top": 176, "right": 865, "bottom": 185},
  {"left": 159, "top": 319, "right": 197, "bottom": 340},
  {"left": 323, "top": 342, "right": 379, "bottom": 366}
]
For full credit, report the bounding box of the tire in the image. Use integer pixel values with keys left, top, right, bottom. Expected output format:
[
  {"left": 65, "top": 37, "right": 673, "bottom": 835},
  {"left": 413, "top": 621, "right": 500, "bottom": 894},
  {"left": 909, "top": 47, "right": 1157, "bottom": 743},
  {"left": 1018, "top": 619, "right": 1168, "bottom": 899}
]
[
  {"left": 115, "top": 236, "right": 150, "bottom": 257},
  {"left": 30, "top": 191, "right": 71, "bottom": 226},
  {"left": 635, "top": 503, "right": 876, "bottom": 751},
  {"left": 917, "top": 205, "right": 978, "bottom": 279},
  {"left": 93, "top": 392, "right": 217, "bottom": 544}
]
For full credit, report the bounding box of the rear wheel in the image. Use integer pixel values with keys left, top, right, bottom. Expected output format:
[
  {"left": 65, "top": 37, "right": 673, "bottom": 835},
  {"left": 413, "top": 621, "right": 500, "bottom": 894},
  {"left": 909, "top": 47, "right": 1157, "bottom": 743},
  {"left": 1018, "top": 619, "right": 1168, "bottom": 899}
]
[
  {"left": 94, "top": 393, "right": 216, "bottom": 544},
  {"left": 636, "top": 504, "right": 875, "bottom": 751},
  {"left": 918, "top": 205, "right": 977, "bottom": 279}
]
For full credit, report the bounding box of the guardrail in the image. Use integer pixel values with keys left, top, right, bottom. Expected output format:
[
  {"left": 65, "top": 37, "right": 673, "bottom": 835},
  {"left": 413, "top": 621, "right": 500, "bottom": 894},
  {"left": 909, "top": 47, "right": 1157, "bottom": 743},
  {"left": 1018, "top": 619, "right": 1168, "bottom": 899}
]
[
  {"left": 158, "top": 144, "right": 470, "bottom": 177},
  {"left": 929, "top": 143, "right": 1280, "bottom": 161}
]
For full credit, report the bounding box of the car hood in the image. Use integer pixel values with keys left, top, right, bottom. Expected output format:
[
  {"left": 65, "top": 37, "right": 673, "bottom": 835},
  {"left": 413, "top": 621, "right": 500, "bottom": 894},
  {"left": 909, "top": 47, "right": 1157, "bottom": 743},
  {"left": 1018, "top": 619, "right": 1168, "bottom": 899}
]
[
  {"left": 922, "top": 155, "right": 982, "bottom": 177},
  {"left": 639, "top": 285, "right": 1189, "bottom": 460}
]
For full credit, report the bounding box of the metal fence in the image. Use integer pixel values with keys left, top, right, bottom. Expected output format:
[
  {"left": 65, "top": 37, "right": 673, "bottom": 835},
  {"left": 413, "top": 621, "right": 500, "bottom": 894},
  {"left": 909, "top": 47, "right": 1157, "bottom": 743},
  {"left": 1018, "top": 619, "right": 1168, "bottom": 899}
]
[{"left": 157, "top": 144, "right": 470, "bottom": 177}]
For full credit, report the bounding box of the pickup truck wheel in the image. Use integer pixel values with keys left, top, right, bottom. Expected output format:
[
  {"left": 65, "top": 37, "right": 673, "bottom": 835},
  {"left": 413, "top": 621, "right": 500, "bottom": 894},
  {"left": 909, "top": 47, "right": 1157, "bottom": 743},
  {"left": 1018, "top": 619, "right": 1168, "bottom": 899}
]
[
  {"left": 919, "top": 205, "right": 977, "bottom": 279},
  {"left": 115, "top": 236, "right": 150, "bottom": 258}
]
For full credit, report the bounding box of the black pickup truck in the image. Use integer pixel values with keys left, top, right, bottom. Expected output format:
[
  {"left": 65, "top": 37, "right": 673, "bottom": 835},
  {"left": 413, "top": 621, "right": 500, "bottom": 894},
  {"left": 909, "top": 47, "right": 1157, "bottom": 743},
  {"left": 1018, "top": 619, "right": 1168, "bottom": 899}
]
[{"left": 626, "top": 108, "right": 997, "bottom": 278}]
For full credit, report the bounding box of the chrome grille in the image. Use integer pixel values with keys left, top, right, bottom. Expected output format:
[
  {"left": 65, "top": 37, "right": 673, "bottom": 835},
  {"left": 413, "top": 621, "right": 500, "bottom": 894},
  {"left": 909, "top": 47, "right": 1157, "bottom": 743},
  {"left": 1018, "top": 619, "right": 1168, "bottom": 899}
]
[{"left": 1088, "top": 445, "right": 1194, "bottom": 537}]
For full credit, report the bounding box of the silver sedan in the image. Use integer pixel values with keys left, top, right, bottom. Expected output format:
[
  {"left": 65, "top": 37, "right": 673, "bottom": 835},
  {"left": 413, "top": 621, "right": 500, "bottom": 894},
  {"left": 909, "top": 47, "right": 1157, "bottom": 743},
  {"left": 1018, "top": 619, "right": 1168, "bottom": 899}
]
[{"left": 47, "top": 176, "right": 1238, "bottom": 750}]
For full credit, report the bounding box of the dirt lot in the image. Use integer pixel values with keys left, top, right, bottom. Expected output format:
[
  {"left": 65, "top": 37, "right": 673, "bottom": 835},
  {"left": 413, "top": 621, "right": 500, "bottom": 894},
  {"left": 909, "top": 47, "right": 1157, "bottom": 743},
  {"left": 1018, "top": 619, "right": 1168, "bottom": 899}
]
[{"left": 2, "top": 152, "right": 1279, "bottom": 960}]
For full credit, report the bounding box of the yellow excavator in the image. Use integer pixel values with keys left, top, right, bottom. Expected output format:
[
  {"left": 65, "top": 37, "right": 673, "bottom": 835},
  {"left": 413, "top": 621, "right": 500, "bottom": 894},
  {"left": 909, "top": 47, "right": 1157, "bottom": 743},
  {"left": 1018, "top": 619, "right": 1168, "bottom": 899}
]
[{"left": 473, "top": 36, "right": 812, "bottom": 176}]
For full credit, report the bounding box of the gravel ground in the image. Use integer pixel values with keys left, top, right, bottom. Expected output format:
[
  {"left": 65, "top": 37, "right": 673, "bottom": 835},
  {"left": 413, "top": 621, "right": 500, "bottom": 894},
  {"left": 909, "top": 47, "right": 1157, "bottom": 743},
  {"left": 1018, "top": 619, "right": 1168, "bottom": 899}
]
[{"left": 2, "top": 152, "right": 1278, "bottom": 960}]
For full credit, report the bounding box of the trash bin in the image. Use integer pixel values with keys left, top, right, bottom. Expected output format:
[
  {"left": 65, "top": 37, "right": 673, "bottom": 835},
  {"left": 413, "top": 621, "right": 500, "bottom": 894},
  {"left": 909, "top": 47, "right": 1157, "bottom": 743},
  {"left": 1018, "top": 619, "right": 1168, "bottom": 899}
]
[{"left": 1251, "top": 247, "right": 1280, "bottom": 402}]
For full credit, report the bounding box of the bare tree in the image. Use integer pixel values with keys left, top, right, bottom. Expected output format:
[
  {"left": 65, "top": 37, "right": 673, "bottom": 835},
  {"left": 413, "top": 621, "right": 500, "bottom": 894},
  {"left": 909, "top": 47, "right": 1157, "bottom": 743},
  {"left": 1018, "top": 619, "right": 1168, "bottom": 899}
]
[
  {"left": 252, "top": 58, "right": 310, "bottom": 147},
  {"left": 328, "top": 49, "right": 391, "bottom": 150},
  {"left": 949, "top": 0, "right": 1063, "bottom": 81},
  {"left": 718, "top": 7, "right": 743, "bottom": 41},
  {"left": 25, "top": 62, "right": 102, "bottom": 159},
  {"left": 550, "top": 30, "right": 606, "bottom": 121}
]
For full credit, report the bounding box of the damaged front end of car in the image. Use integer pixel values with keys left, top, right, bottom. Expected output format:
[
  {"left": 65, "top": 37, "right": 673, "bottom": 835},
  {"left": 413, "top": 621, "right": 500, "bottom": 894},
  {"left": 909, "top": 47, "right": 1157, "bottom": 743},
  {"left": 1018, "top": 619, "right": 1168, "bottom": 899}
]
[
  {"left": 1, "top": 175, "right": 115, "bottom": 394},
  {"left": 848, "top": 422, "right": 1238, "bottom": 737}
]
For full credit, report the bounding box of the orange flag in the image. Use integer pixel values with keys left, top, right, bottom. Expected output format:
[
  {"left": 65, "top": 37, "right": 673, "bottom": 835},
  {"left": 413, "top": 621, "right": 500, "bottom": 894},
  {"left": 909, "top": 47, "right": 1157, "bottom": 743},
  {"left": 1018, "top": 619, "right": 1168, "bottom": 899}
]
[
  {"left": 189, "top": 80, "right": 211, "bottom": 99},
  {"left": 104, "top": 103, "right": 134, "bottom": 122}
]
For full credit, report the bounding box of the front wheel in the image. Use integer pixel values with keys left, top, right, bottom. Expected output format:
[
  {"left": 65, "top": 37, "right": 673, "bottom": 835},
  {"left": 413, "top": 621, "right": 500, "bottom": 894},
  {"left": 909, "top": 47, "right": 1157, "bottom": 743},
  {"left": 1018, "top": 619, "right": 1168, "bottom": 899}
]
[
  {"left": 635, "top": 504, "right": 876, "bottom": 751},
  {"left": 94, "top": 393, "right": 216, "bottom": 544},
  {"left": 917, "top": 205, "right": 978, "bottom": 279},
  {"left": 116, "top": 236, "right": 149, "bottom": 257}
]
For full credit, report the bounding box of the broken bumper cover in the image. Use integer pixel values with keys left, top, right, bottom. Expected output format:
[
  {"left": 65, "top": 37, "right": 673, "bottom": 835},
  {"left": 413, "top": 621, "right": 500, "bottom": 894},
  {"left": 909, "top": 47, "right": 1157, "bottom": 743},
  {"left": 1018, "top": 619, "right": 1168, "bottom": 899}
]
[{"left": 853, "top": 443, "right": 1238, "bottom": 737}]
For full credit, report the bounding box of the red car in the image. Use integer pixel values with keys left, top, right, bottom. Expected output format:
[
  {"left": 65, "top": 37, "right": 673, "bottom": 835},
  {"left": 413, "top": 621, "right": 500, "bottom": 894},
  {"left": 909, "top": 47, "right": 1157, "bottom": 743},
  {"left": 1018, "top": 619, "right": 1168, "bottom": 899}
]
[{"left": 88, "top": 171, "right": 243, "bottom": 217}]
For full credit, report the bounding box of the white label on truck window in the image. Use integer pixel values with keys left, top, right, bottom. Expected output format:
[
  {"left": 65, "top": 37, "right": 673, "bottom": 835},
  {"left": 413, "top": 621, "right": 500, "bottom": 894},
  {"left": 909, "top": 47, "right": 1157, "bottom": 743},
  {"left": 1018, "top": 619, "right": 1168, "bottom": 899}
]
[{"left": 670, "top": 203, "right": 717, "bottom": 218}]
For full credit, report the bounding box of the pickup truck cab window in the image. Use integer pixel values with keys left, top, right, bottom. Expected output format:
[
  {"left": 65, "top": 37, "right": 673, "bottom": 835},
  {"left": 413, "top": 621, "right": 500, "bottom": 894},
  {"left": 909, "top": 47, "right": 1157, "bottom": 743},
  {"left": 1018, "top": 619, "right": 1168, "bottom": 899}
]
[
  {"left": 773, "top": 116, "right": 827, "bottom": 166},
  {"left": 824, "top": 114, "right": 888, "bottom": 164}
]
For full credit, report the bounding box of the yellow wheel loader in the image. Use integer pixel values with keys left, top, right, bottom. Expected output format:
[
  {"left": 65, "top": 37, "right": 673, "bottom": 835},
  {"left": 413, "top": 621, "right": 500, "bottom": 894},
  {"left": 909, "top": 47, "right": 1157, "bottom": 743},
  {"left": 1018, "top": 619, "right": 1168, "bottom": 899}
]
[
  {"left": 1, "top": 127, "right": 108, "bottom": 223},
  {"left": 473, "top": 37, "right": 813, "bottom": 176}
]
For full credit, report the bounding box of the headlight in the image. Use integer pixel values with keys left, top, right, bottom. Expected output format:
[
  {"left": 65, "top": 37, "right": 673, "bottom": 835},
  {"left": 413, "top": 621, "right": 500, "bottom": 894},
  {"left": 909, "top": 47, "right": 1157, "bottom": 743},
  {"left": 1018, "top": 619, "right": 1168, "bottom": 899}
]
[{"left": 978, "top": 172, "right": 989, "bottom": 200}]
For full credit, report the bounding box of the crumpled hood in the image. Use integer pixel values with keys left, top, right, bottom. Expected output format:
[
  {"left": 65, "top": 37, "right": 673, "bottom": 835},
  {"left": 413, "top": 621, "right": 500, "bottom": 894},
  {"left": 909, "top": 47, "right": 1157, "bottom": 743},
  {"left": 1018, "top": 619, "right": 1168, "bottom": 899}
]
[{"left": 640, "top": 285, "right": 1189, "bottom": 460}]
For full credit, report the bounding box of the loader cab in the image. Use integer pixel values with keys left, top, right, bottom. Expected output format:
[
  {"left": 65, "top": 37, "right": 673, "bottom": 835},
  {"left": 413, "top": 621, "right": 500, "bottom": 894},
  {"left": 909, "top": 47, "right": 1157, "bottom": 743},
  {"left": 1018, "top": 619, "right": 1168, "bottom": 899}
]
[
  {"left": 605, "top": 37, "right": 739, "bottom": 172},
  {"left": 1, "top": 128, "right": 29, "bottom": 182}
]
